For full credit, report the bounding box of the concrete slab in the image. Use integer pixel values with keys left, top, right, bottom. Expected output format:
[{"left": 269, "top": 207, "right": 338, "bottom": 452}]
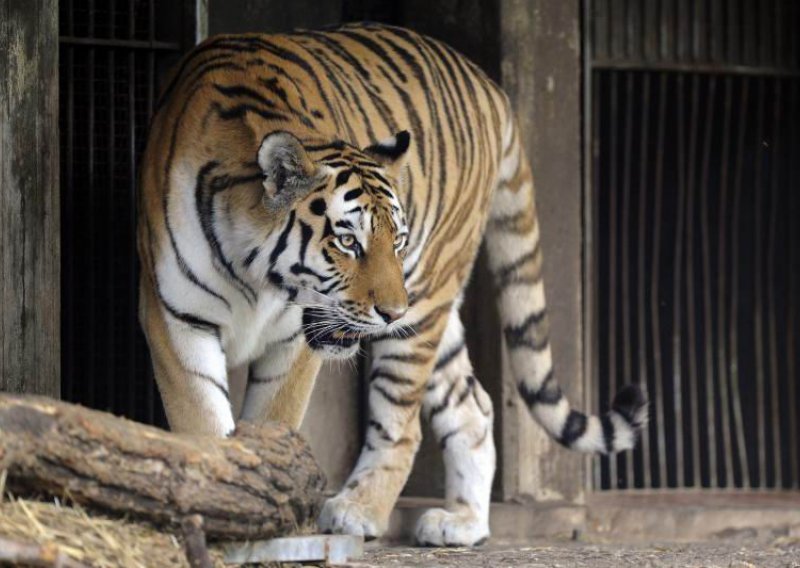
[{"left": 223, "top": 535, "right": 363, "bottom": 565}]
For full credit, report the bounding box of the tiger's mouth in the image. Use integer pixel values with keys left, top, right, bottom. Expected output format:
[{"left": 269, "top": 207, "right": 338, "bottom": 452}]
[{"left": 302, "top": 307, "right": 362, "bottom": 357}]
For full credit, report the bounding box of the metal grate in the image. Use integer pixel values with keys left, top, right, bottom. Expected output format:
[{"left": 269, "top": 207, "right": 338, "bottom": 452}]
[
  {"left": 59, "top": 0, "right": 183, "bottom": 425},
  {"left": 587, "top": 0, "right": 800, "bottom": 490}
]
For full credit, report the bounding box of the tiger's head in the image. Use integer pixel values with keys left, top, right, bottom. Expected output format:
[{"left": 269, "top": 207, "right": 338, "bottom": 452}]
[{"left": 255, "top": 130, "right": 411, "bottom": 359}]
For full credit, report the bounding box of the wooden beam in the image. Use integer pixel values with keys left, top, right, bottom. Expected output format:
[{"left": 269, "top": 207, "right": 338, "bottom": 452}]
[
  {"left": 499, "top": 0, "right": 585, "bottom": 504},
  {"left": 0, "top": 0, "right": 60, "bottom": 397}
]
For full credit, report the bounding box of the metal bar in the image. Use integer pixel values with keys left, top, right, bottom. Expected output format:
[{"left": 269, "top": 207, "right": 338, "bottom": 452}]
[
  {"left": 128, "top": 0, "right": 138, "bottom": 420},
  {"left": 710, "top": 0, "right": 723, "bottom": 63},
  {"left": 651, "top": 73, "right": 669, "bottom": 488},
  {"left": 753, "top": 77, "right": 767, "bottom": 489},
  {"left": 671, "top": 73, "right": 687, "bottom": 488},
  {"left": 637, "top": 72, "right": 653, "bottom": 489},
  {"left": 611, "top": 0, "right": 624, "bottom": 62},
  {"left": 583, "top": 0, "right": 602, "bottom": 491},
  {"left": 692, "top": 0, "right": 702, "bottom": 61},
  {"left": 621, "top": 71, "right": 634, "bottom": 488},
  {"left": 591, "top": 69, "right": 603, "bottom": 491},
  {"left": 788, "top": 78, "right": 800, "bottom": 490},
  {"left": 699, "top": 76, "right": 718, "bottom": 488},
  {"left": 715, "top": 76, "right": 735, "bottom": 488},
  {"left": 684, "top": 73, "right": 701, "bottom": 488},
  {"left": 145, "top": 0, "right": 156, "bottom": 424},
  {"left": 87, "top": 0, "right": 97, "bottom": 409},
  {"left": 624, "top": 0, "right": 633, "bottom": 61},
  {"left": 59, "top": 36, "right": 180, "bottom": 51},
  {"left": 726, "top": 0, "right": 737, "bottom": 64},
  {"left": 591, "top": 60, "right": 800, "bottom": 78},
  {"left": 758, "top": 0, "right": 769, "bottom": 67},
  {"left": 659, "top": 0, "right": 669, "bottom": 61},
  {"left": 593, "top": 0, "right": 609, "bottom": 62},
  {"left": 728, "top": 76, "right": 751, "bottom": 488},
  {"left": 108, "top": 14, "right": 116, "bottom": 413},
  {"left": 608, "top": 70, "right": 619, "bottom": 488},
  {"left": 676, "top": 0, "right": 687, "bottom": 61},
  {"left": 767, "top": 77, "right": 783, "bottom": 489},
  {"left": 773, "top": 0, "right": 781, "bottom": 69},
  {"left": 643, "top": 0, "right": 657, "bottom": 62}
]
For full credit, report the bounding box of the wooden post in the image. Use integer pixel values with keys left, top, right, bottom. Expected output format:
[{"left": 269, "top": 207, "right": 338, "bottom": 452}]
[
  {"left": 499, "top": 0, "right": 585, "bottom": 504},
  {"left": 0, "top": 0, "right": 60, "bottom": 397}
]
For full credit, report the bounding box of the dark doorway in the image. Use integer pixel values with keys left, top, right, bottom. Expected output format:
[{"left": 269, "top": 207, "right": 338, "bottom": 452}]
[
  {"left": 59, "top": 0, "right": 189, "bottom": 426},
  {"left": 588, "top": 0, "right": 800, "bottom": 490}
]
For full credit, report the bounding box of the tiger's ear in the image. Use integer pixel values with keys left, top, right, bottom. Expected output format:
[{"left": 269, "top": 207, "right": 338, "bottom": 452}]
[
  {"left": 257, "top": 131, "right": 318, "bottom": 204},
  {"left": 363, "top": 130, "right": 411, "bottom": 179}
]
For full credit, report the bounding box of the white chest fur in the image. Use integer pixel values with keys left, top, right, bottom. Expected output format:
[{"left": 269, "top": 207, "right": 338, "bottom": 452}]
[{"left": 222, "top": 291, "right": 302, "bottom": 369}]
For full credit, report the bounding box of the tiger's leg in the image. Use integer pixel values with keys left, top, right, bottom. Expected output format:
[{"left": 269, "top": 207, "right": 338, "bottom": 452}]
[
  {"left": 317, "top": 310, "right": 449, "bottom": 539},
  {"left": 240, "top": 341, "right": 322, "bottom": 430},
  {"left": 140, "top": 279, "right": 234, "bottom": 437},
  {"left": 415, "top": 311, "right": 495, "bottom": 547}
]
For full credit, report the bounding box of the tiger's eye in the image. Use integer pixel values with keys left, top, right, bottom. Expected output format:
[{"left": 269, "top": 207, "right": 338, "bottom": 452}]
[{"left": 339, "top": 234, "right": 356, "bottom": 248}]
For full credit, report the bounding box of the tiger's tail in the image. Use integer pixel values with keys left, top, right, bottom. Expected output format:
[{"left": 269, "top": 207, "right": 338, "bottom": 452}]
[{"left": 484, "top": 117, "right": 647, "bottom": 453}]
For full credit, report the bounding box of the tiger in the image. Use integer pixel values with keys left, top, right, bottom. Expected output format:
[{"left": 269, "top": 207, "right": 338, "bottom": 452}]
[{"left": 137, "top": 22, "right": 647, "bottom": 547}]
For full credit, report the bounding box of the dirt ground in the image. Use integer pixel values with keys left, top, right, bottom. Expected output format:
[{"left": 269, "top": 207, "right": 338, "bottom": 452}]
[{"left": 354, "top": 535, "right": 800, "bottom": 567}]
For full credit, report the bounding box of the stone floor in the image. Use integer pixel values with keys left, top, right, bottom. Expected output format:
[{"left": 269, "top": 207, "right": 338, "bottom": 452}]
[{"left": 353, "top": 535, "right": 800, "bottom": 567}]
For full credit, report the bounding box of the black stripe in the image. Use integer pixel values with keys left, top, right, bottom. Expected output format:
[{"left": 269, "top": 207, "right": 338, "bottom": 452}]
[
  {"left": 160, "top": 296, "right": 221, "bottom": 340},
  {"left": 299, "top": 221, "right": 313, "bottom": 263},
  {"left": 310, "top": 198, "right": 327, "bottom": 216},
  {"left": 503, "top": 309, "right": 546, "bottom": 340},
  {"left": 269, "top": 210, "right": 296, "bottom": 264},
  {"left": 367, "top": 419, "right": 395, "bottom": 443},
  {"left": 379, "top": 352, "right": 428, "bottom": 365},
  {"left": 321, "top": 247, "right": 334, "bottom": 264},
  {"left": 373, "top": 384, "right": 416, "bottom": 407},
  {"left": 195, "top": 371, "right": 230, "bottom": 399},
  {"left": 336, "top": 169, "right": 354, "bottom": 187},
  {"left": 214, "top": 101, "right": 289, "bottom": 123},
  {"left": 517, "top": 370, "right": 562, "bottom": 406},
  {"left": 439, "top": 429, "right": 458, "bottom": 450},
  {"left": 558, "top": 411, "right": 588, "bottom": 448},
  {"left": 290, "top": 263, "right": 331, "bottom": 282},
  {"left": 370, "top": 368, "right": 415, "bottom": 385},
  {"left": 456, "top": 376, "right": 476, "bottom": 406},
  {"left": 214, "top": 83, "right": 276, "bottom": 107},
  {"left": 494, "top": 246, "right": 539, "bottom": 287},
  {"left": 428, "top": 380, "right": 457, "bottom": 420},
  {"left": 434, "top": 341, "right": 465, "bottom": 371},
  {"left": 344, "top": 188, "right": 364, "bottom": 201},
  {"left": 243, "top": 247, "right": 260, "bottom": 268}
]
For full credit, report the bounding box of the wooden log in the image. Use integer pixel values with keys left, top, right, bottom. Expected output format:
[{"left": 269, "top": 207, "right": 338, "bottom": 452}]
[{"left": 0, "top": 395, "right": 326, "bottom": 540}]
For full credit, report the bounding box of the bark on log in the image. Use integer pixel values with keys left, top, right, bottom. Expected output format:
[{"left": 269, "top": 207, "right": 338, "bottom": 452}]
[{"left": 0, "top": 395, "right": 326, "bottom": 540}]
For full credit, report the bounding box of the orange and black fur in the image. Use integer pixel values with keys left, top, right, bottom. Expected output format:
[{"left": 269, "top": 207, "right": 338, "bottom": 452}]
[{"left": 138, "top": 23, "right": 646, "bottom": 546}]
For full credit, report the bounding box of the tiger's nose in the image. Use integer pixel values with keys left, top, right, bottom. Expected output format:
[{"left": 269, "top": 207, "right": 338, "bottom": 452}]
[{"left": 375, "top": 305, "right": 407, "bottom": 324}]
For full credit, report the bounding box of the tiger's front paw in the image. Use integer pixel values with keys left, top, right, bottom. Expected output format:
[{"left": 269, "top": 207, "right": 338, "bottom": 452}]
[
  {"left": 415, "top": 508, "right": 489, "bottom": 547},
  {"left": 317, "top": 496, "right": 384, "bottom": 540}
]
